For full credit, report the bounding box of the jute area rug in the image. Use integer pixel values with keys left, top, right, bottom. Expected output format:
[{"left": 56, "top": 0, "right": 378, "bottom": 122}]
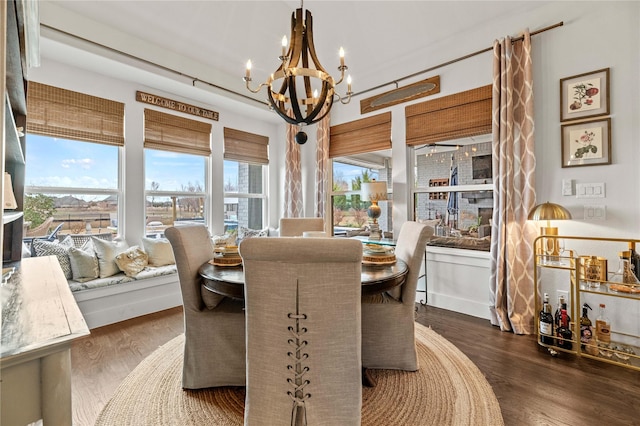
[{"left": 95, "top": 323, "right": 503, "bottom": 425}]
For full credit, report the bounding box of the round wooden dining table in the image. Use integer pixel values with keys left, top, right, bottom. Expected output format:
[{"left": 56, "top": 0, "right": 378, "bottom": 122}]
[{"left": 198, "top": 258, "right": 408, "bottom": 299}]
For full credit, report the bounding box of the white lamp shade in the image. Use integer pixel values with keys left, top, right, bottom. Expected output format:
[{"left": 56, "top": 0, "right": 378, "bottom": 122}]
[{"left": 361, "top": 181, "right": 388, "bottom": 202}]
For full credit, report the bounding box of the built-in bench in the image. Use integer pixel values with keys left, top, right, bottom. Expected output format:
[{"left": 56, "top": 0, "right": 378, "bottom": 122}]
[
  {"left": 70, "top": 264, "right": 181, "bottom": 329},
  {"left": 28, "top": 233, "right": 182, "bottom": 329}
]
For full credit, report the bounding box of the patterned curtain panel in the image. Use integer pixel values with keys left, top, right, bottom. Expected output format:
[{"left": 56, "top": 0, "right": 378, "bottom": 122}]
[
  {"left": 315, "top": 109, "right": 330, "bottom": 219},
  {"left": 284, "top": 118, "right": 304, "bottom": 218},
  {"left": 489, "top": 30, "right": 538, "bottom": 334}
]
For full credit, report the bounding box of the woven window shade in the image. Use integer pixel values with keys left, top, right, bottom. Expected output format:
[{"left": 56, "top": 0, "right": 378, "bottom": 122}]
[
  {"left": 329, "top": 111, "right": 391, "bottom": 158},
  {"left": 405, "top": 85, "right": 492, "bottom": 146},
  {"left": 223, "top": 127, "right": 269, "bottom": 165},
  {"left": 144, "top": 109, "right": 211, "bottom": 156},
  {"left": 26, "top": 82, "right": 125, "bottom": 146}
]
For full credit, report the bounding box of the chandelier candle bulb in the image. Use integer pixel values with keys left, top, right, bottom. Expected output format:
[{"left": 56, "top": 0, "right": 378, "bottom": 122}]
[
  {"left": 281, "top": 36, "right": 288, "bottom": 58},
  {"left": 339, "top": 47, "right": 345, "bottom": 68},
  {"left": 245, "top": 60, "right": 252, "bottom": 79}
]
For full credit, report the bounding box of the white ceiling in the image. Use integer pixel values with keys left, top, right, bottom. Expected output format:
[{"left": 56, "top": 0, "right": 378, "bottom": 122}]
[{"left": 38, "top": 1, "right": 552, "bottom": 121}]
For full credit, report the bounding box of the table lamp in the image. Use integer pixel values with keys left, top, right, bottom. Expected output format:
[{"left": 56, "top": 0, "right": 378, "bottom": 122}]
[
  {"left": 361, "top": 180, "right": 388, "bottom": 240},
  {"left": 527, "top": 201, "right": 572, "bottom": 257}
]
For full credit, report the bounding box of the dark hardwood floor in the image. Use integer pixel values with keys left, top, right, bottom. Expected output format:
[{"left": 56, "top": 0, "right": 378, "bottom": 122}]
[{"left": 71, "top": 305, "right": 640, "bottom": 426}]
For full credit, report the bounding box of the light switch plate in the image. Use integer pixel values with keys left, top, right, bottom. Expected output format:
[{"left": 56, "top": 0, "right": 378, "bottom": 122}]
[
  {"left": 584, "top": 205, "right": 606, "bottom": 220},
  {"left": 562, "top": 179, "right": 574, "bottom": 196},
  {"left": 576, "top": 183, "right": 605, "bottom": 198}
]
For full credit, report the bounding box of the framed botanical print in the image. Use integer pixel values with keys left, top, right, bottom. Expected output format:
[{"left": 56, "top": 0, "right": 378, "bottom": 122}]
[
  {"left": 560, "top": 68, "right": 610, "bottom": 122},
  {"left": 561, "top": 118, "right": 611, "bottom": 168}
]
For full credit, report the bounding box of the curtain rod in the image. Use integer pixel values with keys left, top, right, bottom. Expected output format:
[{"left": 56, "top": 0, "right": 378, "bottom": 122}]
[
  {"left": 42, "top": 20, "right": 563, "bottom": 106},
  {"left": 352, "top": 21, "right": 564, "bottom": 99},
  {"left": 40, "top": 23, "right": 270, "bottom": 107}
]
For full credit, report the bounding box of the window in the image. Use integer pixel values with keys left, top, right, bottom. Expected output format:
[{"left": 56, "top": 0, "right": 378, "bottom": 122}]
[
  {"left": 144, "top": 149, "right": 207, "bottom": 231},
  {"left": 329, "top": 112, "right": 392, "bottom": 236},
  {"left": 25, "top": 135, "right": 120, "bottom": 235},
  {"left": 223, "top": 128, "right": 269, "bottom": 233},
  {"left": 25, "top": 83, "right": 124, "bottom": 236},
  {"left": 144, "top": 110, "right": 210, "bottom": 232},
  {"left": 331, "top": 157, "right": 391, "bottom": 236},
  {"left": 412, "top": 136, "right": 493, "bottom": 241}
]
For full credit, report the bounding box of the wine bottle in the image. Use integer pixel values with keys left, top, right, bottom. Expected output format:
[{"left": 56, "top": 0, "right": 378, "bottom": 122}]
[
  {"left": 554, "top": 295, "right": 564, "bottom": 331},
  {"left": 596, "top": 303, "right": 611, "bottom": 344},
  {"left": 580, "top": 303, "right": 594, "bottom": 352},
  {"left": 539, "top": 293, "right": 554, "bottom": 345},
  {"left": 555, "top": 296, "right": 572, "bottom": 350}
]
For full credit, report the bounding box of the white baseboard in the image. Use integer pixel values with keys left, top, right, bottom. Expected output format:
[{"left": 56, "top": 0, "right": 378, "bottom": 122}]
[
  {"left": 73, "top": 275, "right": 182, "bottom": 329},
  {"left": 421, "top": 290, "right": 491, "bottom": 320}
]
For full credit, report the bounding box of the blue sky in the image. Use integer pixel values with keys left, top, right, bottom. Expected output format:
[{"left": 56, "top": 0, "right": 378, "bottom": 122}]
[{"left": 26, "top": 135, "right": 372, "bottom": 195}]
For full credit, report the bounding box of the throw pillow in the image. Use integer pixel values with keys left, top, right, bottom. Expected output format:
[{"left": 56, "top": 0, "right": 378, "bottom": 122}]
[
  {"left": 68, "top": 246, "right": 100, "bottom": 282},
  {"left": 141, "top": 237, "right": 175, "bottom": 266},
  {"left": 32, "top": 236, "right": 74, "bottom": 279},
  {"left": 238, "top": 226, "right": 269, "bottom": 241},
  {"left": 115, "top": 245, "right": 149, "bottom": 277},
  {"left": 92, "top": 237, "right": 129, "bottom": 278}
]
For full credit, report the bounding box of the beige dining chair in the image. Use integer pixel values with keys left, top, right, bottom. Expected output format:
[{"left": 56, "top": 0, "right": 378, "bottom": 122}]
[
  {"left": 240, "top": 237, "right": 363, "bottom": 426},
  {"left": 361, "top": 221, "right": 432, "bottom": 371},
  {"left": 165, "top": 224, "right": 246, "bottom": 389},
  {"left": 279, "top": 217, "right": 324, "bottom": 237}
]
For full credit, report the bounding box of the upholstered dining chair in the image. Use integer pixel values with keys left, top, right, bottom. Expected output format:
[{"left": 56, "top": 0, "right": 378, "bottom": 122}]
[
  {"left": 361, "top": 221, "right": 432, "bottom": 371},
  {"left": 165, "top": 224, "right": 246, "bottom": 389},
  {"left": 279, "top": 217, "right": 324, "bottom": 237},
  {"left": 240, "top": 237, "right": 363, "bottom": 426}
]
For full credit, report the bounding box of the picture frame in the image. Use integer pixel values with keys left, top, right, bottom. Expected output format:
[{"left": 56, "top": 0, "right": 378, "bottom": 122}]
[
  {"left": 561, "top": 118, "right": 611, "bottom": 168},
  {"left": 560, "top": 68, "right": 610, "bottom": 122}
]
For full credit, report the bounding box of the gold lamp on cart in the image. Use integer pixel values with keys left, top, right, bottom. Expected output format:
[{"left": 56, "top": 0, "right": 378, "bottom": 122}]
[{"left": 528, "top": 201, "right": 572, "bottom": 260}]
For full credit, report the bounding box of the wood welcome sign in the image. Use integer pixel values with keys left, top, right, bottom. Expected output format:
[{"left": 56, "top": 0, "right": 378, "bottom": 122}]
[{"left": 136, "top": 91, "right": 219, "bottom": 121}]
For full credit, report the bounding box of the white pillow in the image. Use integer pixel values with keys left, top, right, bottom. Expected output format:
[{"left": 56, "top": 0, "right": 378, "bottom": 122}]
[
  {"left": 92, "top": 237, "right": 129, "bottom": 278},
  {"left": 68, "top": 246, "right": 99, "bottom": 282},
  {"left": 141, "top": 237, "right": 175, "bottom": 266}
]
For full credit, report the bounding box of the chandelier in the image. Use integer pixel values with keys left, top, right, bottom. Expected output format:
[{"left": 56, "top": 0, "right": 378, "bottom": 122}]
[{"left": 244, "top": 2, "right": 352, "bottom": 144}]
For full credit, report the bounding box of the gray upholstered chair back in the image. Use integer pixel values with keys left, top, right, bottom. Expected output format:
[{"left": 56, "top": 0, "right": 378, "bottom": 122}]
[
  {"left": 165, "top": 224, "right": 246, "bottom": 388},
  {"left": 165, "top": 225, "right": 213, "bottom": 312},
  {"left": 279, "top": 217, "right": 324, "bottom": 237},
  {"left": 361, "top": 221, "right": 432, "bottom": 371},
  {"left": 389, "top": 220, "right": 433, "bottom": 302},
  {"left": 240, "top": 237, "right": 363, "bottom": 426}
]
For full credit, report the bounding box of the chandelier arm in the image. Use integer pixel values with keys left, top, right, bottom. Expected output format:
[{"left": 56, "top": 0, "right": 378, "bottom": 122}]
[{"left": 244, "top": 80, "right": 270, "bottom": 94}]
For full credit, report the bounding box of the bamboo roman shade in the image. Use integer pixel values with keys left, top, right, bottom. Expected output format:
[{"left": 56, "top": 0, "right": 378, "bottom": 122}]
[
  {"left": 223, "top": 127, "right": 269, "bottom": 165},
  {"left": 144, "top": 109, "right": 211, "bottom": 156},
  {"left": 405, "top": 85, "right": 492, "bottom": 146},
  {"left": 26, "top": 82, "right": 125, "bottom": 146},
  {"left": 329, "top": 111, "right": 391, "bottom": 157}
]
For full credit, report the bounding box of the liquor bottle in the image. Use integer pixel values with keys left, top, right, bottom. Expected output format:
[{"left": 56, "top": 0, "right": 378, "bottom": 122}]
[
  {"left": 580, "top": 303, "right": 594, "bottom": 352},
  {"left": 628, "top": 242, "right": 640, "bottom": 280},
  {"left": 539, "top": 293, "right": 554, "bottom": 345},
  {"left": 595, "top": 303, "right": 611, "bottom": 344}
]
